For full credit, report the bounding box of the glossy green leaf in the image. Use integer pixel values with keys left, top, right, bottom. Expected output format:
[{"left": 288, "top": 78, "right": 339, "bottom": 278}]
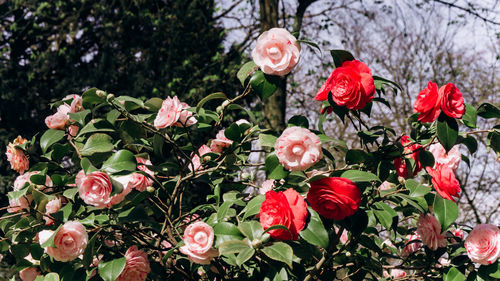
[
  {"left": 437, "top": 114, "right": 459, "bottom": 152},
  {"left": 219, "top": 240, "right": 251, "bottom": 256},
  {"left": 341, "top": 170, "right": 380, "bottom": 182},
  {"left": 444, "top": 267, "right": 466, "bottom": 281},
  {"left": 83, "top": 231, "right": 100, "bottom": 268},
  {"left": 419, "top": 150, "right": 435, "bottom": 168},
  {"left": 330, "top": 49, "right": 355, "bottom": 68},
  {"left": 265, "top": 154, "right": 288, "bottom": 180},
  {"left": 433, "top": 194, "right": 458, "bottom": 230},
  {"left": 196, "top": 92, "right": 226, "bottom": 113},
  {"left": 300, "top": 208, "right": 329, "bottom": 249},
  {"left": 259, "top": 134, "right": 277, "bottom": 147},
  {"left": 405, "top": 179, "right": 431, "bottom": 197},
  {"left": 373, "top": 202, "right": 397, "bottom": 230},
  {"left": 462, "top": 104, "right": 477, "bottom": 128},
  {"left": 261, "top": 242, "right": 293, "bottom": 267},
  {"left": 477, "top": 103, "right": 500, "bottom": 119},
  {"left": 461, "top": 135, "right": 478, "bottom": 154},
  {"left": 239, "top": 221, "right": 264, "bottom": 241},
  {"left": 40, "top": 129, "right": 65, "bottom": 154},
  {"left": 101, "top": 150, "right": 136, "bottom": 173},
  {"left": 237, "top": 61, "right": 258, "bottom": 86},
  {"left": 68, "top": 109, "right": 91, "bottom": 126},
  {"left": 44, "top": 273, "right": 60, "bottom": 281},
  {"left": 250, "top": 71, "right": 281, "bottom": 100},
  {"left": 214, "top": 222, "right": 244, "bottom": 246},
  {"left": 242, "top": 195, "right": 265, "bottom": 220},
  {"left": 236, "top": 247, "right": 255, "bottom": 267},
  {"left": 288, "top": 115, "right": 309, "bottom": 128},
  {"left": 80, "top": 133, "right": 114, "bottom": 156},
  {"left": 224, "top": 123, "right": 241, "bottom": 141},
  {"left": 77, "top": 119, "right": 115, "bottom": 136},
  {"left": 98, "top": 257, "right": 126, "bottom": 281}
]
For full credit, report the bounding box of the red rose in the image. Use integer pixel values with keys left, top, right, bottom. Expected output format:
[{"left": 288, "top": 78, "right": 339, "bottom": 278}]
[
  {"left": 425, "top": 163, "right": 461, "bottom": 202},
  {"left": 393, "top": 136, "right": 423, "bottom": 178},
  {"left": 315, "top": 60, "right": 375, "bottom": 110},
  {"left": 260, "top": 188, "right": 308, "bottom": 240},
  {"left": 438, "top": 83, "right": 465, "bottom": 119},
  {"left": 307, "top": 177, "right": 361, "bottom": 220},
  {"left": 414, "top": 81, "right": 441, "bottom": 123}
]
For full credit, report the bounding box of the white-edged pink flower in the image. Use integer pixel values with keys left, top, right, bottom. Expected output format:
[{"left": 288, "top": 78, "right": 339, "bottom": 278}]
[
  {"left": 259, "top": 180, "right": 275, "bottom": 195},
  {"left": 174, "top": 102, "right": 197, "bottom": 127},
  {"left": 44, "top": 197, "right": 62, "bottom": 225},
  {"left": 180, "top": 221, "right": 218, "bottom": 265},
  {"left": 383, "top": 269, "right": 406, "bottom": 278},
  {"left": 45, "top": 104, "right": 71, "bottom": 130},
  {"left": 5, "top": 136, "right": 29, "bottom": 174},
  {"left": 106, "top": 174, "right": 133, "bottom": 207},
  {"left": 451, "top": 228, "right": 465, "bottom": 241},
  {"left": 19, "top": 267, "right": 40, "bottom": 281},
  {"left": 416, "top": 213, "right": 447, "bottom": 250},
  {"left": 13, "top": 171, "right": 53, "bottom": 191},
  {"left": 252, "top": 28, "right": 300, "bottom": 76},
  {"left": 40, "top": 221, "right": 88, "bottom": 262},
  {"left": 154, "top": 96, "right": 183, "bottom": 129},
  {"left": 189, "top": 145, "right": 212, "bottom": 171},
  {"left": 130, "top": 157, "right": 154, "bottom": 192},
  {"left": 76, "top": 170, "right": 112, "bottom": 208},
  {"left": 464, "top": 224, "right": 500, "bottom": 265},
  {"left": 401, "top": 233, "right": 422, "bottom": 257},
  {"left": 210, "top": 129, "right": 233, "bottom": 153},
  {"left": 275, "top": 126, "right": 322, "bottom": 171},
  {"left": 7, "top": 195, "right": 32, "bottom": 213},
  {"left": 116, "top": 246, "right": 151, "bottom": 281},
  {"left": 64, "top": 94, "right": 83, "bottom": 113},
  {"left": 429, "top": 143, "right": 461, "bottom": 170}
]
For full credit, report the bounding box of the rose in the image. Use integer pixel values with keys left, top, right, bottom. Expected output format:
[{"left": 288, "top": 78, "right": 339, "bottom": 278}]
[
  {"left": 416, "top": 213, "right": 447, "bottom": 250},
  {"left": 259, "top": 188, "right": 308, "bottom": 240},
  {"left": 413, "top": 81, "right": 441, "bottom": 123},
  {"left": 44, "top": 197, "right": 62, "bottom": 225},
  {"left": 274, "top": 126, "right": 322, "bottom": 171},
  {"left": 210, "top": 129, "right": 233, "bottom": 153},
  {"left": 439, "top": 83, "right": 465, "bottom": 118},
  {"left": 402, "top": 233, "right": 422, "bottom": 257},
  {"left": 179, "top": 221, "right": 219, "bottom": 264},
  {"left": 425, "top": 163, "right": 461, "bottom": 202},
  {"left": 116, "top": 246, "right": 151, "bottom": 281},
  {"left": 464, "top": 224, "right": 500, "bottom": 265},
  {"left": 174, "top": 102, "right": 197, "bottom": 127},
  {"left": 429, "top": 143, "right": 461, "bottom": 170},
  {"left": 307, "top": 177, "right": 361, "bottom": 220},
  {"left": 5, "top": 136, "right": 29, "bottom": 174},
  {"left": 40, "top": 221, "right": 88, "bottom": 262},
  {"left": 45, "top": 104, "right": 71, "bottom": 130},
  {"left": 19, "top": 267, "right": 40, "bottom": 281},
  {"left": 130, "top": 157, "right": 154, "bottom": 192},
  {"left": 259, "top": 179, "right": 275, "bottom": 195},
  {"left": 315, "top": 60, "right": 375, "bottom": 110},
  {"left": 189, "top": 145, "right": 212, "bottom": 171},
  {"left": 393, "top": 135, "right": 423, "bottom": 178},
  {"left": 154, "top": 96, "right": 183, "bottom": 129},
  {"left": 251, "top": 28, "right": 300, "bottom": 76}
]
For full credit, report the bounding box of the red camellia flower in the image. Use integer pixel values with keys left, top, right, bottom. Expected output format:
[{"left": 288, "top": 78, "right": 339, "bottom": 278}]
[
  {"left": 260, "top": 188, "right": 308, "bottom": 240},
  {"left": 413, "top": 81, "right": 441, "bottom": 123},
  {"left": 307, "top": 177, "right": 361, "bottom": 220},
  {"left": 438, "top": 83, "right": 465, "bottom": 119},
  {"left": 425, "top": 163, "right": 461, "bottom": 202},
  {"left": 315, "top": 60, "right": 375, "bottom": 110},
  {"left": 393, "top": 136, "right": 423, "bottom": 178}
]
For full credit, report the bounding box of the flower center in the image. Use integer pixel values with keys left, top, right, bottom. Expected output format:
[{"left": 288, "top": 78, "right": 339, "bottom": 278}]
[
  {"left": 292, "top": 144, "right": 305, "bottom": 155},
  {"left": 267, "top": 46, "right": 282, "bottom": 60},
  {"left": 194, "top": 232, "right": 207, "bottom": 244}
]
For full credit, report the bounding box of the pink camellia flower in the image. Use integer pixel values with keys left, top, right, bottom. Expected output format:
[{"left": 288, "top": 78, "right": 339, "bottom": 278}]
[
  {"left": 5, "top": 136, "right": 29, "bottom": 174},
  {"left": 45, "top": 104, "right": 71, "bottom": 130},
  {"left": 378, "top": 181, "right": 395, "bottom": 191},
  {"left": 19, "top": 267, "right": 40, "bottom": 281},
  {"left": 416, "top": 213, "right": 447, "bottom": 251},
  {"left": 383, "top": 269, "right": 406, "bottom": 278},
  {"left": 13, "top": 171, "right": 52, "bottom": 191},
  {"left": 429, "top": 143, "right": 461, "bottom": 171},
  {"left": 210, "top": 129, "right": 233, "bottom": 153},
  {"left": 251, "top": 28, "right": 300, "bottom": 76},
  {"left": 464, "top": 224, "right": 500, "bottom": 265},
  {"left": 180, "top": 221, "right": 219, "bottom": 264},
  {"left": 426, "top": 163, "right": 461, "bottom": 202},
  {"left": 259, "top": 179, "right": 276, "bottom": 195},
  {"left": 130, "top": 157, "right": 154, "bottom": 192},
  {"left": 67, "top": 125, "right": 79, "bottom": 138},
  {"left": 189, "top": 145, "right": 212, "bottom": 171},
  {"left": 106, "top": 175, "right": 133, "bottom": 207},
  {"left": 451, "top": 228, "right": 465, "bottom": 241},
  {"left": 275, "top": 126, "right": 322, "bottom": 171},
  {"left": 40, "top": 221, "right": 88, "bottom": 262},
  {"left": 44, "top": 197, "right": 62, "bottom": 225},
  {"left": 64, "top": 94, "right": 83, "bottom": 113},
  {"left": 174, "top": 102, "right": 197, "bottom": 127},
  {"left": 115, "top": 246, "right": 151, "bottom": 281},
  {"left": 76, "top": 170, "right": 113, "bottom": 208},
  {"left": 401, "top": 233, "right": 422, "bottom": 257},
  {"left": 7, "top": 195, "right": 32, "bottom": 213},
  {"left": 154, "top": 96, "right": 183, "bottom": 129}
]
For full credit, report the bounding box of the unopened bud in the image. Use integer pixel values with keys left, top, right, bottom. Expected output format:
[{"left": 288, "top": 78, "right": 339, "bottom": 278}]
[
  {"left": 106, "top": 93, "right": 115, "bottom": 102},
  {"left": 345, "top": 251, "right": 351, "bottom": 257},
  {"left": 216, "top": 106, "right": 223, "bottom": 113},
  {"left": 96, "top": 90, "right": 106, "bottom": 97},
  {"left": 241, "top": 172, "right": 250, "bottom": 180},
  {"left": 222, "top": 100, "right": 231, "bottom": 108},
  {"left": 251, "top": 239, "right": 261, "bottom": 248},
  {"left": 146, "top": 186, "right": 155, "bottom": 193},
  {"left": 203, "top": 155, "right": 211, "bottom": 162}
]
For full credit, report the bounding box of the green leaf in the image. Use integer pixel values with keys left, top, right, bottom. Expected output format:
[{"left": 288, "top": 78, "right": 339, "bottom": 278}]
[
  {"left": 196, "top": 92, "right": 227, "bottom": 113},
  {"left": 217, "top": 201, "right": 233, "bottom": 222},
  {"left": 214, "top": 222, "right": 244, "bottom": 246},
  {"left": 433, "top": 194, "right": 459, "bottom": 230},
  {"left": 242, "top": 195, "right": 265, "bottom": 220},
  {"left": 77, "top": 119, "right": 115, "bottom": 137},
  {"left": 224, "top": 123, "right": 241, "bottom": 141},
  {"left": 236, "top": 247, "right": 255, "bottom": 267},
  {"left": 41, "top": 225, "right": 62, "bottom": 248},
  {"left": 477, "top": 103, "right": 500, "bottom": 119},
  {"left": 265, "top": 154, "right": 288, "bottom": 180},
  {"left": 372, "top": 75, "right": 403, "bottom": 91},
  {"left": 437, "top": 114, "right": 459, "bottom": 152},
  {"left": 300, "top": 208, "right": 329, "bottom": 249},
  {"left": 40, "top": 129, "right": 65, "bottom": 154},
  {"left": 288, "top": 115, "right": 309, "bottom": 128},
  {"left": 329, "top": 49, "right": 355, "bottom": 68},
  {"left": 487, "top": 130, "right": 500, "bottom": 156},
  {"left": 68, "top": 109, "right": 91, "bottom": 126},
  {"left": 219, "top": 240, "right": 251, "bottom": 256},
  {"left": 83, "top": 231, "right": 99, "bottom": 268},
  {"left": 341, "top": 170, "right": 380, "bottom": 182},
  {"left": 101, "top": 150, "right": 136, "bottom": 174},
  {"left": 373, "top": 202, "right": 397, "bottom": 230},
  {"left": 419, "top": 150, "right": 435, "bottom": 168},
  {"left": 98, "top": 257, "right": 126, "bottom": 281},
  {"left": 80, "top": 133, "right": 114, "bottom": 156},
  {"left": 237, "top": 61, "right": 258, "bottom": 86},
  {"left": 405, "top": 179, "right": 431, "bottom": 197},
  {"left": 239, "top": 221, "right": 264, "bottom": 241},
  {"left": 444, "top": 267, "right": 466, "bottom": 281},
  {"left": 345, "top": 149, "right": 368, "bottom": 165},
  {"left": 250, "top": 71, "right": 281, "bottom": 100},
  {"left": 80, "top": 158, "right": 97, "bottom": 174},
  {"left": 82, "top": 88, "right": 104, "bottom": 106},
  {"left": 261, "top": 242, "right": 293, "bottom": 267},
  {"left": 461, "top": 135, "right": 478, "bottom": 154},
  {"left": 462, "top": 104, "right": 477, "bottom": 128},
  {"left": 44, "top": 273, "right": 60, "bottom": 281},
  {"left": 259, "top": 134, "right": 277, "bottom": 147},
  {"left": 144, "top": 97, "right": 163, "bottom": 112}
]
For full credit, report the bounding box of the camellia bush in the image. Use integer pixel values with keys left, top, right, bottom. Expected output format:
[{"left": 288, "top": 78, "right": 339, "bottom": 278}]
[{"left": 2, "top": 27, "right": 500, "bottom": 281}]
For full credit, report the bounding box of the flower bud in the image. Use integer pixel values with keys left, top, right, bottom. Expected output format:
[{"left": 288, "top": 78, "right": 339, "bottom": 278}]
[
  {"left": 106, "top": 93, "right": 115, "bottom": 102},
  {"left": 96, "top": 90, "right": 106, "bottom": 97},
  {"left": 222, "top": 100, "right": 230, "bottom": 108},
  {"left": 216, "top": 106, "right": 223, "bottom": 113},
  {"left": 241, "top": 172, "right": 251, "bottom": 180},
  {"left": 146, "top": 186, "right": 155, "bottom": 193}
]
